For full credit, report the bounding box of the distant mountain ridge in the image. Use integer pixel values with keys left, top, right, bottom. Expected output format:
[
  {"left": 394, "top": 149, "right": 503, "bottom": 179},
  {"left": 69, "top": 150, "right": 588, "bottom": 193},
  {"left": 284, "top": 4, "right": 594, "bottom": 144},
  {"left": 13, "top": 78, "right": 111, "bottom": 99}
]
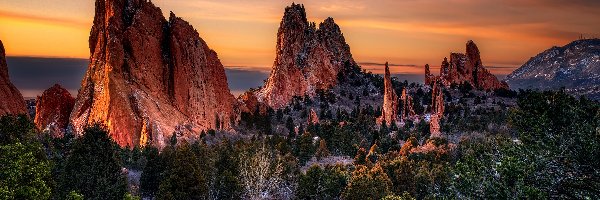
[{"left": 505, "top": 39, "right": 600, "bottom": 100}]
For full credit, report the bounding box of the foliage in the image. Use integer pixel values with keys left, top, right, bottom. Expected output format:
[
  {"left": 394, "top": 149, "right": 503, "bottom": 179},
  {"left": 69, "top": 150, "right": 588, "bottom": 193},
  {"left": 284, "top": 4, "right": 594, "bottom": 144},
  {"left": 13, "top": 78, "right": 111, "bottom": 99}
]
[
  {"left": 0, "top": 142, "right": 51, "bottom": 200},
  {"left": 343, "top": 164, "right": 392, "bottom": 200},
  {"left": 297, "top": 165, "right": 348, "bottom": 200},
  {"left": 57, "top": 124, "right": 127, "bottom": 200},
  {"left": 508, "top": 90, "right": 600, "bottom": 198},
  {"left": 157, "top": 142, "right": 209, "bottom": 200}
]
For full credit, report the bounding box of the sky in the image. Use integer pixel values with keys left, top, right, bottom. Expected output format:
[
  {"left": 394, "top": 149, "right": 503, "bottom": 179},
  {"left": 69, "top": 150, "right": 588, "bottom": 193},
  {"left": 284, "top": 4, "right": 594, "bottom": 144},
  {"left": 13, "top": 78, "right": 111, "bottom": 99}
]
[{"left": 1, "top": 0, "right": 599, "bottom": 97}]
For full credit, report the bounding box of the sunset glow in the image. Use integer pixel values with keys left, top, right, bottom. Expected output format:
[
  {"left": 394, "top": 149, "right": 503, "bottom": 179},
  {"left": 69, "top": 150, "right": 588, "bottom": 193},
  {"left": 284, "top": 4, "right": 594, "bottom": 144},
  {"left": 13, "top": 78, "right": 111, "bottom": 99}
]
[{"left": 1, "top": 0, "right": 599, "bottom": 74}]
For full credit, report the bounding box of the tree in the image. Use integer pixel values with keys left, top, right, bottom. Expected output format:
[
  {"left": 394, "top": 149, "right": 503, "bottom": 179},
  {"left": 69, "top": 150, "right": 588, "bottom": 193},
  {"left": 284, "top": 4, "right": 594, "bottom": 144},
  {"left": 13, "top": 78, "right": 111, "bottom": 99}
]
[
  {"left": 507, "top": 90, "right": 600, "bottom": 198},
  {"left": 157, "top": 142, "right": 208, "bottom": 199},
  {"left": 0, "top": 142, "right": 51, "bottom": 200},
  {"left": 0, "top": 114, "right": 37, "bottom": 145},
  {"left": 211, "top": 140, "right": 242, "bottom": 199},
  {"left": 297, "top": 165, "right": 348, "bottom": 200},
  {"left": 239, "top": 145, "right": 297, "bottom": 199},
  {"left": 139, "top": 146, "right": 162, "bottom": 198},
  {"left": 343, "top": 164, "right": 392, "bottom": 200},
  {"left": 315, "top": 139, "right": 331, "bottom": 160},
  {"left": 57, "top": 124, "right": 126, "bottom": 200}
]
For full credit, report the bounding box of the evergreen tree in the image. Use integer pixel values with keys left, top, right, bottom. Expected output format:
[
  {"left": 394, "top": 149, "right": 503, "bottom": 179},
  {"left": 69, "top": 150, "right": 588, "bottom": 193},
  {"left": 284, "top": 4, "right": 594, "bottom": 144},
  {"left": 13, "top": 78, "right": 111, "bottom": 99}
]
[
  {"left": 57, "top": 124, "right": 126, "bottom": 200},
  {"left": 157, "top": 142, "right": 208, "bottom": 199}
]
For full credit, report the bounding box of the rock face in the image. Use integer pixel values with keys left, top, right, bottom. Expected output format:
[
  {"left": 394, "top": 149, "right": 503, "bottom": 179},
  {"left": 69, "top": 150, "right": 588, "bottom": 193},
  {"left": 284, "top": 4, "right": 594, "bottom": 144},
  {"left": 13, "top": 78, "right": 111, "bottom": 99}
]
[
  {"left": 377, "top": 62, "right": 399, "bottom": 125},
  {"left": 257, "top": 3, "right": 356, "bottom": 109},
  {"left": 505, "top": 39, "right": 600, "bottom": 100},
  {"left": 35, "top": 84, "right": 75, "bottom": 137},
  {"left": 0, "top": 39, "right": 27, "bottom": 116},
  {"left": 429, "top": 81, "right": 444, "bottom": 138},
  {"left": 401, "top": 88, "right": 415, "bottom": 121},
  {"left": 70, "top": 0, "right": 235, "bottom": 148},
  {"left": 432, "top": 40, "right": 508, "bottom": 90}
]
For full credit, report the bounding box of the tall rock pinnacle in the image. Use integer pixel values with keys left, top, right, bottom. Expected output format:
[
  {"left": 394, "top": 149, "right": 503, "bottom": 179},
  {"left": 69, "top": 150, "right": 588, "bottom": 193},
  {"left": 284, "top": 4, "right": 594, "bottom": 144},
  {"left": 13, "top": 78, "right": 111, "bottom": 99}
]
[
  {"left": 257, "top": 3, "right": 356, "bottom": 109},
  {"left": 0, "top": 39, "right": 27, "bottom": 116},
  {"left": 70, "top": 0, "right": 235, "bottom": 148},
  {"left": 429, "top": 81, "right": 445, "bottom": 138},
  {"left": 378, "top": 62, "right": 399, "bottom": 126}
]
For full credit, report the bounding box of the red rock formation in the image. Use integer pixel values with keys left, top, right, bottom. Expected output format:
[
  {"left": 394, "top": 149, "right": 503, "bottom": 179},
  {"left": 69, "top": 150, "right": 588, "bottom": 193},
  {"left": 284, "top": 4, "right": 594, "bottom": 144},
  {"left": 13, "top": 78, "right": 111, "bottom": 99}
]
[
  {"left": 257, "top": 3, "right": 356, "bottom": 109},
  {"left": 239, "top": 90, "right": 268, "bottom": 115},
  {"left": 435, "top": 40, "right": 508, "bottom": 90},
  {"left": 378, "top": 62, "right": 399, "bottom": 126},
  {"left": 401, "top": 88, "right": 415, "bottom": 121},
  {"left": 429, "top": 81, "right": 444, "bottom": 138},
  {"left": 308, "top": 108, "right": 319, "bottom": 125},
  {"left": 0, "top": 39, "right": 26, "bottom": 116},
  {"left": 35, "top": 84, "right": 75, "bottom": 137},
  {"left": 424, "top": 64, "right": 435, "bottom": 86},
  {"left": 70, "top": 0, "right": 235, "bottom": 148}
]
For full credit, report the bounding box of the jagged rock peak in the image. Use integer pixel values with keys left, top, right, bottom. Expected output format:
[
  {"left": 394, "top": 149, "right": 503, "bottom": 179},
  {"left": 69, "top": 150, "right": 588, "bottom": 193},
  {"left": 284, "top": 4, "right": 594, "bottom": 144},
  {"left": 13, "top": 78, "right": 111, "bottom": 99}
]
[
  {"left": 35, "top": 84, "right": 75, "bottom": 137},
  {"left": 0, "top": 39, "right": 27, "bottom": 116},
  {"left": 71, "top": 0, "right": 235, "bottom": 148},
  {"left": 256, "top": 3, "right": 356, "bottom": 109},
  {"left": 432, "top": 40, "right": 508, "bottom": 90}
]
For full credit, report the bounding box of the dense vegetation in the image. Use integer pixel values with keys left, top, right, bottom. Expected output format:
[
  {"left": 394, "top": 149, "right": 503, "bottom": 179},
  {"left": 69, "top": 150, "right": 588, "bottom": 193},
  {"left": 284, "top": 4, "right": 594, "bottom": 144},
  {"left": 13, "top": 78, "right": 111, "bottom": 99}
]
[{"left": 0, "top": 89, "right": 598, "bottom": 199}]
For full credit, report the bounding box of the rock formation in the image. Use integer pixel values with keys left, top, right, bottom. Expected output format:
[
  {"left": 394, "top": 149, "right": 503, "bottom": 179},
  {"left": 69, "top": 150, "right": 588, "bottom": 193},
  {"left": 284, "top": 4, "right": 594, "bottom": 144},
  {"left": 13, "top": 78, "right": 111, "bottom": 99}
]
[
  {"left": 424, "top": 64, "right": 435, "bottom": 86},
  {"left": 70, "top": 0, "right": 235, "bottom": 148},
  {"left": 0, "top": 39, "right": 27, "bottom": 116},
  {"left": 429, "top": 81, "right": 444, "bottom": 138},
  {"left": 34, "top": 84, "right": 75, "bottom": 137},
  {"left": 256, "top": 3, "right": 356, "bottom": 109},
  {"left": 308, "top": 108, "right": 319, "bottom": 125},
  {"left": 377, "top": 62, "right": 399, "bottom": 126},
  {"left": 401, "top": 88, "right": 415, "bottom": 121},
  {"left": 432, "top": 40, "right": 508, "bottom": 90},
  {"left": 239, "top": 90, "right": 268, "bottom": 115}
]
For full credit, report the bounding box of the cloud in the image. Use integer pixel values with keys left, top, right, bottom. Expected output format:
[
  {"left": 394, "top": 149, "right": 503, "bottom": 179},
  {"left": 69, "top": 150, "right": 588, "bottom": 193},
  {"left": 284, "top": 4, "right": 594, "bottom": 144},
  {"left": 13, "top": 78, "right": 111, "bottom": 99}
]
[{"left": 0, "top": 10, "right": 89, "bottom": 28}]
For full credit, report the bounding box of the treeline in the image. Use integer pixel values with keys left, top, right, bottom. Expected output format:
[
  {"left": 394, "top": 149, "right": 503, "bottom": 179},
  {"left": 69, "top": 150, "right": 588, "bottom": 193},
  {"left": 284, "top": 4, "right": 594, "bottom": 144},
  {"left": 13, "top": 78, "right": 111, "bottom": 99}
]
[{"left": 1, "top": 90, "right": 599, "bottom": 199}]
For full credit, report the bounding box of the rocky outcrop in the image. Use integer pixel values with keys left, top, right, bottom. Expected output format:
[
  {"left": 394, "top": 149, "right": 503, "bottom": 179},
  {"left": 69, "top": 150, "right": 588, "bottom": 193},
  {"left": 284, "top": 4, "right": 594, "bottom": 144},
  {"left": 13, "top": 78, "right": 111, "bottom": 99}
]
[
  {"left": 308, "top": 108, "right": 319, "bottom": 125},
  {"left": 377, "top": 62, "right": 399, "bottom": 126},
  {"left": 34, "top": 84, "right": 75, "bottom": 137},
  {"left": 434, "top": 40, "right": 508, "bottom": 90},
  {"left": 239, "top": 90, "right": 268, "bottom": 115},
  {"left": 0, "top": 39, "right": 27, "bottom": 116},
  {"left": 70, "top": 0, "right": 235, "bottom": 148},
  {"left": 401, "top": 88, "right": 415, "bottom": 121},
  {"left": 429, "top": 81, "right": 444, "bottom": 138},
  {"left": 256, "top": 3, "right": 356, "bottom": 109}
]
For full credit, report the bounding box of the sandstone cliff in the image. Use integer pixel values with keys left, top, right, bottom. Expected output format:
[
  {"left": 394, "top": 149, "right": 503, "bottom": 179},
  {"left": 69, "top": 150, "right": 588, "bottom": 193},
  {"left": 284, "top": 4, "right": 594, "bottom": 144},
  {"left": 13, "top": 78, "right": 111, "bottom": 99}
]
[
  {"left": 0, "top": 39, "right": 26, "bottom": 116},
  {"left": 256, "top": 3, "right": 356, "bottom": 109},
  {"left": 432, "top": 40, "right": 508, "bottom": 90},
  {"left": 35, "top": 84, "right": 75, "bottom": 137},
  {"left": 70, "top": 0, "right": 235, "bottom": 148}
]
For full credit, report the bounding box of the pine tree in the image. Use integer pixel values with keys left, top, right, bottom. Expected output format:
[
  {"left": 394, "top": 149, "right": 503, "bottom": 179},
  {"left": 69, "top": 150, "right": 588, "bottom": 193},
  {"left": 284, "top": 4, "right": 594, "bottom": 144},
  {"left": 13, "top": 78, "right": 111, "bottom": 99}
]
[{"left": 58, "top": 124, "right": 127, "bottom": 200}]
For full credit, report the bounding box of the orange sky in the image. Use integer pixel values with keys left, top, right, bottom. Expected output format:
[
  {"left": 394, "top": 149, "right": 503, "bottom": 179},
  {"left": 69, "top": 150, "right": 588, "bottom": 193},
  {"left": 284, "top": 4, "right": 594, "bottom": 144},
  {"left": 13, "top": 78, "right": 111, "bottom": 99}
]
[{"left": 1, "top": 0, "right": 599, "bottom": 75}]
